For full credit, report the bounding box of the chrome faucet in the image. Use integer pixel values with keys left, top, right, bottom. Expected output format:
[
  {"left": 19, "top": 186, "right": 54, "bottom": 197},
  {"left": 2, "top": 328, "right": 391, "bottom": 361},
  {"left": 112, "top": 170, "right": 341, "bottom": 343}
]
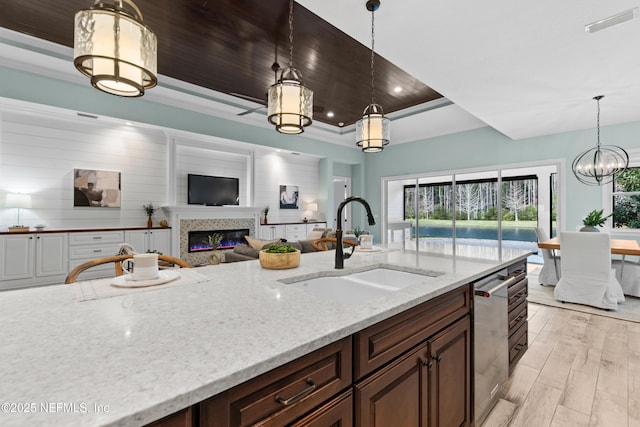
[{"left": 335, "top": 196, "right": 376, "bottom": 269}]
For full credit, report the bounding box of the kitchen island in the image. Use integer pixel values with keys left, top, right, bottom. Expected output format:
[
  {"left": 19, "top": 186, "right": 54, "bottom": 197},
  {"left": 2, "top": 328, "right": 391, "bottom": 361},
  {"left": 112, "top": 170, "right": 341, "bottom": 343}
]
[{"left": 0, "top": 244, "right": 530, "bottom": 426}]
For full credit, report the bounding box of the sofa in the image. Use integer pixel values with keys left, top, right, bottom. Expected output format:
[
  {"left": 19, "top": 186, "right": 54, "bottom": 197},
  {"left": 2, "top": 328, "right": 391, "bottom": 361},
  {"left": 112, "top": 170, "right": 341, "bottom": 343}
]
[{"left": 223, "top": 228, "right": 356, "bottom": 263}]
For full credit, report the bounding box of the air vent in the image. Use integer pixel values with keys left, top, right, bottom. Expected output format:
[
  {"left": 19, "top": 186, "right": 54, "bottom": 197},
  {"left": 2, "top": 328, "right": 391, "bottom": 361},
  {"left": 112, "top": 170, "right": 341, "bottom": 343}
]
[{"left": 585, "top": 8, "right": 637, "bottom": 33}]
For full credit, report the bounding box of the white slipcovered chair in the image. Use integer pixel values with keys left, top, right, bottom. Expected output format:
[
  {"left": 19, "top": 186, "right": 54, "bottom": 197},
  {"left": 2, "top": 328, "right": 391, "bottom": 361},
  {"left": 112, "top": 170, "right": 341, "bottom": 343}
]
[
  {"left": 535, "top": 227, "right": 561, "bottom": 286},
  {"left": 612, "top": 258, "right": 640, "bottom": 297},
  {"left": 554, "top": 232, "right": 625, "bottom": 310}
]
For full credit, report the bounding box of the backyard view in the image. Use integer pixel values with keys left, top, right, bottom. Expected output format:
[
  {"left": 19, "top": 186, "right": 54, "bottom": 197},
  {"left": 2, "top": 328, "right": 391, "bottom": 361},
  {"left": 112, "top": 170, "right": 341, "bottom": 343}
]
[
  {"left": 614, "top": 166, "right": 640, "bottom": 229},
  {"left": 403, "top": 176, "right": 542, "bottom": 245}
]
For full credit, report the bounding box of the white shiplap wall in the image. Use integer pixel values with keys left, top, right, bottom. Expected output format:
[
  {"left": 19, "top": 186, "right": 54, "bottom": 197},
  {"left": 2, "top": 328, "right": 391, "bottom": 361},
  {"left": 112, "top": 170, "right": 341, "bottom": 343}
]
[
  {"left": 175, "top": 142, "right": 249, "bottom": 205},
  {"left": 0, "top": 110, "right": 168, "bottom": 229},
  {"left": 254, "top": 152, "right": 321, "bottom": 223},
  {"left": 0, "top": 108, "right": 325, "bottom": 231}
]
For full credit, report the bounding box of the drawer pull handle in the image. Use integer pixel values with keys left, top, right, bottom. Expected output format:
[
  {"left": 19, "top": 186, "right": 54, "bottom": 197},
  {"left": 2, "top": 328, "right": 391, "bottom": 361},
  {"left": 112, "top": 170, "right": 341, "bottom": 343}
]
[
  {"left": 421, "top": 358, "right": 433, "bottom": 368},
  {"left": 275, "top": 378, "right": 315, "bottom": 406},
  {"left": 93, "top": 250, "right": 102, "bottom": 253},
  {"left": 93, "top": 236, "right": 102, "bottom": 240}
]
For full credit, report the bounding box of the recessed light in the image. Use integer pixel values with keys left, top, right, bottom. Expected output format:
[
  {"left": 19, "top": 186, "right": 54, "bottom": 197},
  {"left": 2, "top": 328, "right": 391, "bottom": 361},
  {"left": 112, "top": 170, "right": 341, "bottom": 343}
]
[
  {"left": 327, "top": 111, "right": 334, "bottom": 118},
  {"left": 338, "top": 122, "right": 344, "bottom": 127},
  {"left": 125, "top": 122, "right": 133, "bottom": 126},
  {"left": 393, "top": 86, "right": 402, "bottom": 93},
  {"left": 585, "top": 7, "right": 637, "bottom": 33}
]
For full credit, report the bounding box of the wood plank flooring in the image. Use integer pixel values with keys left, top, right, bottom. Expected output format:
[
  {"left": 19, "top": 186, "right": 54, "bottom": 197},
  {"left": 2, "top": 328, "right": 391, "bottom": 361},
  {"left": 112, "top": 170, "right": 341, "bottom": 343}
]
[{"left": 482, "top": 302, "right": 640, "bottom": 427}]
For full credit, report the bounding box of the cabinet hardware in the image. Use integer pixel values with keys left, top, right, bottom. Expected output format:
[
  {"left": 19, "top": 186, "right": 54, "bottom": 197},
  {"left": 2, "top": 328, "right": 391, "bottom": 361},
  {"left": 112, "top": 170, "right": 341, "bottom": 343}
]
[
  {"left": 93, "top": 250, "right": 102, "bottom": 253},
  {"left": 93, "top": 236, "right": 102, "bottom": 239},
  {"left": 435, "top": 355, "right": 442, "bottom": 362},
  {"left": 421, "top": 358, "right": 433, "bottom": 368},
  {"left": 275, "top": 378, "right": 315, "bottom": 406}
]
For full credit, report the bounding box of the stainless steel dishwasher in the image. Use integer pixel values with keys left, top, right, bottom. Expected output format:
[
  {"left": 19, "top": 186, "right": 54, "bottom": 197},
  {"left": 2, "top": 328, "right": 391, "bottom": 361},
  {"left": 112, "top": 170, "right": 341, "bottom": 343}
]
[{"left": 474, "top": 268, "right": 516, "bottom": 426}]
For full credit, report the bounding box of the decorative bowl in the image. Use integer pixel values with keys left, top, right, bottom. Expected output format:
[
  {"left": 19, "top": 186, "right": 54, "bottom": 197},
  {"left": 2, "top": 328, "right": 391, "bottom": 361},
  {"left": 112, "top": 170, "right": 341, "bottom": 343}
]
[{"left": 259, "top": 249, "right": 301, "bottom": 270}]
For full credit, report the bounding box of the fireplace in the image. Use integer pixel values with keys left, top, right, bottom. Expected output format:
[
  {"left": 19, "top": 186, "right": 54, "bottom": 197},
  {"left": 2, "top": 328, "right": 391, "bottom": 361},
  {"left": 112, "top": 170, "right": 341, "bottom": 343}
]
[{"left": 188, "top": 229, "right": 250, "bottom": 252}]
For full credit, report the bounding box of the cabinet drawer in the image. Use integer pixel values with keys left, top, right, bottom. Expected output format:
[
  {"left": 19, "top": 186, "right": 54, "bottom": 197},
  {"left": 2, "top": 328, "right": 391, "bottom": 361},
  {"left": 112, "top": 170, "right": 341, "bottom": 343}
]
[
  {"left": 285, "top": 232, "right": 305, "bottom": 241},
  {"left": 287, "top": 390, "right": 352, "bottom": 427},
  {"left": 200, "top": 337, "right": 352, "bottom": 427},
  {"left": 354, "top": 285, "right": 471, "bottom": 380},
  {"left": 285, "top": 224, "right": 305, "bottom": 233},
  {"left": 508, "top": 321, "right": 528, "bottom": 367},
  {"left": 508, "top": 278, "right": 528, "bottom": 308},
  {"left": 69, "top": 243, "right": 123, "bottom": 259},
  {"left": 69, "top": 231, "right": 124, "bottom": 245},
  {"left": 508, "top": 300, "right": 527, "bottom": 335}
]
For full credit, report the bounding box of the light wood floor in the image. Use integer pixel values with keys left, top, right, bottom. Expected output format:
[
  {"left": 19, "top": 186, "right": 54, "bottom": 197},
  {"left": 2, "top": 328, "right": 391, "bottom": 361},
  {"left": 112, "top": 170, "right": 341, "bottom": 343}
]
[{"left": 482, "top": 302, "right": 640, "bottom": 427}]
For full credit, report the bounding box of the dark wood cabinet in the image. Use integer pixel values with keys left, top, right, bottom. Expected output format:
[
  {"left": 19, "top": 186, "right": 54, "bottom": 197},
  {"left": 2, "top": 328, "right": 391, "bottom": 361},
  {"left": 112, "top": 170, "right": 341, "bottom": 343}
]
[
  {"left": 355, "top": 343, "right": 429, "bottom": 426},
  {"left": 145, "top": 407, "right": 195, "bottom": 427},
  {"left": 428, "top": 315, "right": 471, "bottom": 427},
  {"left": 355, "top": 315, "right": 471, "bottom": 427},
  {"left": 288, "top": 390, "right": 353, "bottom": 427},
  {"left": 199, "top": 337, "right": 352, "bottom": 427}
]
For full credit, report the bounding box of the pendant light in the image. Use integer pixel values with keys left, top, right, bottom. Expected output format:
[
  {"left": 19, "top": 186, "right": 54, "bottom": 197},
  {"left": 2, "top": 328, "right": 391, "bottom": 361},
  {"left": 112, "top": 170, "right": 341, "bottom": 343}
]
[
  {"left": 73, "top": 0, "right": 157, "bottom": 97},
  {"left": 267, "top": 0, "right": 313, "bottom": 134},
  {"left": 572, "top": 95, "right": 629, "bottom": 186},
  {"left": 356, "top": 0, "right": 390, "bottom": 152}
]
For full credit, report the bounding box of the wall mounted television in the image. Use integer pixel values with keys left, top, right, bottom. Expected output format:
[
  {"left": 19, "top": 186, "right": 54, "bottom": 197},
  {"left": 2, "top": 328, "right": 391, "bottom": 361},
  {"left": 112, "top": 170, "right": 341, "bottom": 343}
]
[{"left": 187, "top": 174, "right": 240, "bottom": 206}]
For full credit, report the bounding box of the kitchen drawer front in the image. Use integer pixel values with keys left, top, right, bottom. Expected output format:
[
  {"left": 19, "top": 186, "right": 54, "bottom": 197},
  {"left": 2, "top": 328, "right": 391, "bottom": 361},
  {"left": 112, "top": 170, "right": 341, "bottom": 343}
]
[
  {"left": 354, "top": 285, "right": 471, "bottom": 380},
  {"left": 200, "top": 337, "right": 352, "bottom": 427},
  {"left": 285, "top": 224, "right": 306, "bottom": 233},
  {"left": 285, "top": 232, "right": 306, "bottom": 241},
  {"left": 507, "top": 278, "right": 528, "bottom": 308},
  {"left": 508, "top": 300, "right": 527, "bottom": 336},
  {"left": 286, "top": 390, "right": 352, "bottom": 427},
  {"left": 69, "top": 243, "right": 123, "bottom": 259},
  {"left": 68, "top": 231, "right": 124, "bottom": 246},
  {"left": 508, "top": 321, "right": 528, "bottom": 369}
]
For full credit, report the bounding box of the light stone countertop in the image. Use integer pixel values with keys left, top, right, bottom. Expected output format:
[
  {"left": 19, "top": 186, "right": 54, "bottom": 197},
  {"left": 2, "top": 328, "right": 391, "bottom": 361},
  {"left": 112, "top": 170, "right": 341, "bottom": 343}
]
[{"left": 0, "top": 244, "right": 530, "bottom": 427}]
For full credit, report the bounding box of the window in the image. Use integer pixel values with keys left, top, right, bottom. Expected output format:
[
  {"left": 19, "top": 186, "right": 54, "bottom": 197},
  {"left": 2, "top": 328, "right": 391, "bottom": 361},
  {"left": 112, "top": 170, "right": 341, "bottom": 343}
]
[{"left": 612, "top": 166, "right": 640, "bottom": 229}]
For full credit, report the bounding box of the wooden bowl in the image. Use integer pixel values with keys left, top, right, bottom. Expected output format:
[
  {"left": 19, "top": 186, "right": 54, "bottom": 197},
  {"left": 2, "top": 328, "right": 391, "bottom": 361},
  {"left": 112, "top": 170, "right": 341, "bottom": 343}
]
[{"left": 259, "top": 249, "right": 301, "bottom": 269}]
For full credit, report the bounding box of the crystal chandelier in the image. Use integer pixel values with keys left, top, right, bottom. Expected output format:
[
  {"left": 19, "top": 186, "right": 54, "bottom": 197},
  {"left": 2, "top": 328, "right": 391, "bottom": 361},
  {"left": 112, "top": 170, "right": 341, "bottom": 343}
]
[
  {"left": 572, "top": 95, "right": 628, "bottom": 186},
  {"left": 73, "top": 0, "right": 157, "bottom": 97},
  {"left": 356, "top": 0, "right": 390, "bottom": 152},
  {"left": 267, "top": 0, "right": 313, "bottom": 134}
]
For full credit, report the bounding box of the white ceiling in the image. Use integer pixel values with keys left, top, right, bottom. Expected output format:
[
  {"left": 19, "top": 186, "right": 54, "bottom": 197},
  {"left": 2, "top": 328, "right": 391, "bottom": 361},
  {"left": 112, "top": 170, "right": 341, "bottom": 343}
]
[{"left": 299, "top": 0, "right": 640, "bottom": 141}]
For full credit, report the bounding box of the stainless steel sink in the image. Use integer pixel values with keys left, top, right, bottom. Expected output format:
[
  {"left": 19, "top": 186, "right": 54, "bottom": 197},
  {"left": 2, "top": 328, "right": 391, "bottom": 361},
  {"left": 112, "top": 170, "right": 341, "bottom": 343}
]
[{"left": 286, "top": 268, "right": 440, "bottom": 304}]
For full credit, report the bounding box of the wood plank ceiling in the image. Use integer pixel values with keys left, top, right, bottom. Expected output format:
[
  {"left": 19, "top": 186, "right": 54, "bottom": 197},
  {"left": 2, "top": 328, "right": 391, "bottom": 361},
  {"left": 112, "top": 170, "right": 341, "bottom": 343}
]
[{"left": 0, "top": 0, "right": 442, "bottom": 128}]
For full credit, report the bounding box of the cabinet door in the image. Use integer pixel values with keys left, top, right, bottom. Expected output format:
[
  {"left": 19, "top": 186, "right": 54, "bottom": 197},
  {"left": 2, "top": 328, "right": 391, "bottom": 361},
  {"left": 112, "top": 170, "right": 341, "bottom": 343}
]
[
  {"left": 124, "top": 230, "right": 149, "bottom": 253},
  {"left": 149, "top": 229, "right": 171, "bottom": 255},
  {"left": 0, "top": 234, "right": 34, "bottom": 280},
  {"left": 35, "top": 233, "right": 68, "bottom": 277},
  {"left": 428, "top": 315, "right": 471, "bottom": 427},
  {"left": 355, "top": 343, "right": 428, "bottom": 427},
  {"left": 259, "top": 225, "right": 284, "bottom": 240}
]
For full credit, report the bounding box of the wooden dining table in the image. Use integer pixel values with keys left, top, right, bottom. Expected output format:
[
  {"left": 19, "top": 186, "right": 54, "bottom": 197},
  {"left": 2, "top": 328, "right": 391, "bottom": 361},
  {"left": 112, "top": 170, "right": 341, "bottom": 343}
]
[
  {"left": 538, "top": 236, "right": 640, "bottom": 281},
  {"left": 538, "top": 236, "right": 640, "bottom": 256}
]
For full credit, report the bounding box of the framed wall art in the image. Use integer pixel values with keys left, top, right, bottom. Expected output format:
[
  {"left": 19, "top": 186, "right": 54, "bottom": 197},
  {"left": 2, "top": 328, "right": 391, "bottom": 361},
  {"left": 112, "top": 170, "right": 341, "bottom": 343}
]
[
  {"left": 73, "top": 168, "right": 121, "bottom": 208},
  {"left": 279, "top": 185, "right": 299, "bottom": 209}
]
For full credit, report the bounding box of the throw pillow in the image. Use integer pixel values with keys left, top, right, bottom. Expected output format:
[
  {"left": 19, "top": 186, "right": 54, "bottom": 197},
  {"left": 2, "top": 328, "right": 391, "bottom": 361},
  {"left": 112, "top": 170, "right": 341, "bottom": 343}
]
[
  {"left": 245, "top": 235, "right": 280, "bottom": 250},
  {"left": 233, "top": 244, "right": 259, "bottom": 258},
  {"left": 306, "top": 230, "right": 324, "bottom": 240}
]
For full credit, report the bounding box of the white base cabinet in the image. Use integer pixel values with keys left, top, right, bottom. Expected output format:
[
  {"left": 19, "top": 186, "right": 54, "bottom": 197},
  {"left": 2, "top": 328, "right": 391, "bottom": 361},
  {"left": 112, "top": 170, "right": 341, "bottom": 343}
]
[
  {"left": 0, "top": 233, "right": 68, "bottom": 290},
  {"left": 125, "top": 229, "right": 171, "bottom": 255},
  {"left": 259, "top": 222, "right": 327, "bottom": 241},
  {"left": 68, "top": 230, "right": 125, "bottom": 282}
]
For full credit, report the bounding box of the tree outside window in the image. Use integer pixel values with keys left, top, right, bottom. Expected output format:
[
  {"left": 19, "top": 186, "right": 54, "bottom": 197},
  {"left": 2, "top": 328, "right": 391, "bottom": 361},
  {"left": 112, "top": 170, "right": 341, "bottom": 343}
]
[{"left": 613, "top": 167, "right": 640, "bottom": 229}]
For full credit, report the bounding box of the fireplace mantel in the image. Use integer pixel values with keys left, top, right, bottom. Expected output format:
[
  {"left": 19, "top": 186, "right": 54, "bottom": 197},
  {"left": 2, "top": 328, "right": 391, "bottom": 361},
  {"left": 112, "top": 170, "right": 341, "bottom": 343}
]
[{"left": 162, "top": 205, "right": 262, "bottom": 219}]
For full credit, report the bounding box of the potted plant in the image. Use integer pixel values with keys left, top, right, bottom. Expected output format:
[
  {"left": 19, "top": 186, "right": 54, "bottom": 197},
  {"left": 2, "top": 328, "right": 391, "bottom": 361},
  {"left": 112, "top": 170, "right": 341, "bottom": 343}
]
[
  {"left": 580, "top": 209, "right": 612, "bottom": 232},
  {"left": 259, "top": 243, "right": 300, "bottom": 269},
  {"left": 262, "top": 205, "right": 270, "bottom": 225},
  {"left": 143, "top": 203, "right": 155, "bottom": 228},
  {"left": 207, "top": 233, "right": 224, "bottom": 264}
]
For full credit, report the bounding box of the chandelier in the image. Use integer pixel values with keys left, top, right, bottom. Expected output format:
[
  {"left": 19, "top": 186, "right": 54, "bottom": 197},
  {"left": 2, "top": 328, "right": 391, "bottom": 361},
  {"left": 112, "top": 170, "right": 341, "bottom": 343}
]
[
  {"left": 267, "top": 0, "right": 313, "bottom": 134},
  {"left": 356, "top": 0, "right": 390, "bottom": 152},
  {"left": 73, "top": 0, "right": 157, "bottom": 97},
  {"left": 572, "top": 95, "right": 628, "bottom": 186}
]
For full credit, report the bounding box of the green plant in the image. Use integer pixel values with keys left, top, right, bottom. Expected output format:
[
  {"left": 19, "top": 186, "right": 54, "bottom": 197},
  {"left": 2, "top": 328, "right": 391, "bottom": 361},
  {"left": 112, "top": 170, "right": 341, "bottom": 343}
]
[
  {"left": 352, "top": 226, "right": 364, "bottom": 238},
  {"left": 207, "top": 233, "right": 224, "bottom": 250},
  {"left": 263, "top": 205, "right": 270, "bottom": 216},
  {"left": 582, "top": 209, "right": 612, "bottom": 227},
  {"left": 143, "top": 202, "right": 155, "bottom": 217},
  {"left": 264, "top": 243, "right": 297, "bottom": 253}
]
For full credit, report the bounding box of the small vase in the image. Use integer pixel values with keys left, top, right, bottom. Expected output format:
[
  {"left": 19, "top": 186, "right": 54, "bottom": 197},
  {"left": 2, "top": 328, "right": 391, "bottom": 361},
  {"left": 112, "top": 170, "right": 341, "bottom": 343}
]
[
  {"left": 579, "top": 225, "right": 599, "bottom": 232},
  {"left": 263, "top": 215, "right": 268, "bottom": 225},
  {"left": 147, "top": 216, "right": 153, "bottom": 228},
  {"left": 209, "top": 250, "right": 222, "bottom": 265}
]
